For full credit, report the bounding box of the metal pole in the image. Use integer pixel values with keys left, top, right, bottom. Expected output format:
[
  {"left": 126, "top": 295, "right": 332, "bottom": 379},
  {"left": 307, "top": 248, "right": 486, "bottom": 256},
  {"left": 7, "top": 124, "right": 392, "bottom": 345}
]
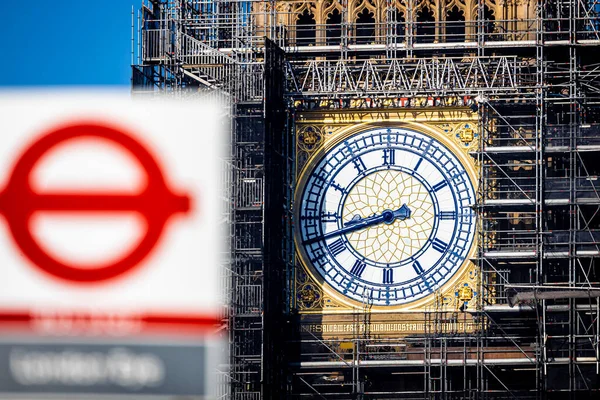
[{"left": 535, "top": 1, "right": 547, "bottom": 395}]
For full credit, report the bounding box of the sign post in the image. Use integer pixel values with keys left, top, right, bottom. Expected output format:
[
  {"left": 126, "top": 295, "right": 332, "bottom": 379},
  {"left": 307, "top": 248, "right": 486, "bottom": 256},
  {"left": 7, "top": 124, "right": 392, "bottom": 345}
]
[{"left": 0, "top": 91, "right": 226, "bottom": 398}]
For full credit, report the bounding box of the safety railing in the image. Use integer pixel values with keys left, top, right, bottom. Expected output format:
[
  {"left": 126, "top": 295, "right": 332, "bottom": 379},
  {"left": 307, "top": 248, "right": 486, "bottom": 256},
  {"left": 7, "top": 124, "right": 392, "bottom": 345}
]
[
  {"left": 286, "top": 56, "right": 525, "bottom": 98},
  {"left": 142, "top": 12, "right": 600, "bottom": 57},
  {"left": 482, "top": 176, "right": 600, "bottom": 204},
  {"left": 142, "top": 28, "right": 173, "bottom": 62},
  {"left": 546, "top": 177, "right": 600, "bottom": 203},
  {"left": 234, "top": 221, "right": 263, "bottom": 253},
  {"left": 292, "top": 16, "right": 599, "bottom": 47},
  {"left": 236, "top": 63, "right": 265, "bottom": 102},
  {"left": 179, "top": 31, "right": 236, "bottom": 66},
  {"left": 233, "top": 284, "right": 262, "bottom": 316},
  {"left": 484, "top": 230, "right": 538, "bottom": 253},
  {"left": 482, "top": 173, "right": 538, "bottom": 202},
  {"left": 481, "top": 124, "right": 600, "bottom": 149},
  {"left": 291, "top": 337, "right": 539, "bottom": 365},
  {"left": 542, "top": 16, "right": 600, "bottom": 42},
  {"left": 482, "top": 131, "right": 537, "bottom": 148},
  {"left": 141, "top": 26, "right": 265, "bottom": 101},
  {"left": 236, "top": 174, "right": 264, "bottom": 209},
  {"left": 484, "top": 268, "right": 511, "bottom": 305},
  {"left": 233, "top": 393, "right": 261, "bottom": 400},
  {"left": 481, "top": 230, "right": 600, "bottom": 254},
  {"left": 544, "top": 230, "right": 600, "bottom": 254},
  {"left": 291, "top": 20, "right": 513, "bottom": 48},
  {"left": 546, "top": 124, "right": 600, "bottom": 148}
]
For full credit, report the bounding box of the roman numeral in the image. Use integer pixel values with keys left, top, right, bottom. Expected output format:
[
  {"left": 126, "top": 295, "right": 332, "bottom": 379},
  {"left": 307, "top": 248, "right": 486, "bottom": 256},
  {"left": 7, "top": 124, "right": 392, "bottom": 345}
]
[
  {"left": 328, "top": 239, "right": 346, "bottom": 256},
  {"left": 383, "top": 268, "right": 394, "bottom": 284},
  {"left": 431, "top": 238, "right": 448, "bottom": 252},
  {"left": 310, "top": 251, "right": 326, "bottom": 263},
  {"left": 383, "top": 149, "right": 395, "bottom": 166},
  {"left": 313, "top": 174, "right": 326, "bottom": 186},
  {"left": 330, "top": 181, "right": 347, "bottom": 194},
  {"left": 439, "top": 211, "right": 457, "bottom": 220},
  {"left": 414, "top": 157, "right": 423, "bottom": 171},
  {"left": 412, "top": 261, "right": 432, "bottom": 290},
  {"left": 352, "top": 157, "right": 366, "bottom": 173},
  {"left": 321, "top": 211, "right": 339, "bottom": 222},
  {"left": 432, "top": 180, "right": 448, "bottom": 192},
  {"left": 349, "top": 260, "right": 367, "bottom": 277},
  {"left": 412, "top": 261, "right": 425, "bottom": 275}
]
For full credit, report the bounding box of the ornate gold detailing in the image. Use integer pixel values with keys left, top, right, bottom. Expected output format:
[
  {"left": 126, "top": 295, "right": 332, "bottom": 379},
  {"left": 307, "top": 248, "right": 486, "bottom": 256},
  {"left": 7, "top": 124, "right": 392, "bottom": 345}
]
[
  {"left": 298, "top": 284, "right": 321, "bottom": 309},
  {"left": 458, "top": 126, "right": 474, "bottom": 144},
  {"left": 255, "top": 0, "right": 531, "bottom": 51},
  {"left": 436, "top": 122, "right": 479, "bottom": 152},
  {"left": 458, "top": 283, "right": 474, "bottom": 302},
  {"left": 294, "top": 108, "right": 482, "bottom": 314},
  {"left": 298, "top": 126, "right": 323, "bottom": 152},
  {"left": 322, "top": 293, "right": 350, "bottom": 310},
  {"left": 441, "top": 292, "right": 456, "bottom": 308}
]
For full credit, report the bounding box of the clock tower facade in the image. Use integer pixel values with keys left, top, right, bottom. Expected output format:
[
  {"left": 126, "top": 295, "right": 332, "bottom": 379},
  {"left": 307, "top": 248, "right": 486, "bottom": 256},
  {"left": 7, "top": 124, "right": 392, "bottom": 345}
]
[{"left": 292, "top": 109, "right": 482, "bottom": 337}]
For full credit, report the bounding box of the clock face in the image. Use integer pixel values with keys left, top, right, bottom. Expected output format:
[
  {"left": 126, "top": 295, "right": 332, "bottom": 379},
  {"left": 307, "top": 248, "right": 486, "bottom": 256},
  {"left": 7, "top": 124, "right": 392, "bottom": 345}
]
[{"left": 296, "top": 127, "right": 476, "bottom": 306}]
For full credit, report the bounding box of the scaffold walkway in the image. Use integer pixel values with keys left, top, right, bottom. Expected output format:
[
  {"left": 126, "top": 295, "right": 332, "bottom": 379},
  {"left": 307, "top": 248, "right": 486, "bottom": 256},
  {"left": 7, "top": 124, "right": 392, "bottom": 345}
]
[{"left": 133, "top": 0, "right": 600, "bottom": 398}]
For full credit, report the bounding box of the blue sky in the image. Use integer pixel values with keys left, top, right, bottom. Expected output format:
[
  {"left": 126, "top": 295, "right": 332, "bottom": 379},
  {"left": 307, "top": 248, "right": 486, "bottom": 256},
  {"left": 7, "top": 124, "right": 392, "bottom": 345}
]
[{"left": 0, "top": 1, "right": 134, "bottom": 87}]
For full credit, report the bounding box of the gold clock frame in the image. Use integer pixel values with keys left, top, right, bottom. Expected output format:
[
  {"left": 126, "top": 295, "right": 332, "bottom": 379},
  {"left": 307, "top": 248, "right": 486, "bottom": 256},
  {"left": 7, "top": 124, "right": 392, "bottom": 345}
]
[{"left": 293, "top": 108, "right": 481, "bottom": 314}]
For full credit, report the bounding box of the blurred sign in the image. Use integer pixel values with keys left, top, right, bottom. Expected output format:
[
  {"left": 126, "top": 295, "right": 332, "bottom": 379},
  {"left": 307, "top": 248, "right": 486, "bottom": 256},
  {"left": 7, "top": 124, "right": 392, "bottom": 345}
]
[
  {"left": 0, "top": 342, "right": 210, "bottom": 395},
  {"left": 0, "top": 122, "right": 191, "bottom": 283},
  {"left": 0, "top": 91, "right": 226, "bottom": 398}
]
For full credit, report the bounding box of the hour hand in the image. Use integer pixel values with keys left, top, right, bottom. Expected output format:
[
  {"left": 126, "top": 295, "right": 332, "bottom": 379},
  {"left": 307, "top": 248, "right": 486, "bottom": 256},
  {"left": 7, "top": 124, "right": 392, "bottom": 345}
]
[
  {"left": 391, "top": 204, "right": 411, "bottom": 221},
  {"left": 347, "top": 204, "right": 411, "bottom": 228},
  {"left": 304, "top": 204, "right": 411, "bottom": 245}
]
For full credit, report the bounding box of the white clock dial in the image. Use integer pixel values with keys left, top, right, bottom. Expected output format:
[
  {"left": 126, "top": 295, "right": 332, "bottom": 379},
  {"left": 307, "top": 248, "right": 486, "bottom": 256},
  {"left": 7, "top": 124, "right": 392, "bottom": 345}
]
[{"left": 296, "top": 127, "right": 476, "bottom": 306}]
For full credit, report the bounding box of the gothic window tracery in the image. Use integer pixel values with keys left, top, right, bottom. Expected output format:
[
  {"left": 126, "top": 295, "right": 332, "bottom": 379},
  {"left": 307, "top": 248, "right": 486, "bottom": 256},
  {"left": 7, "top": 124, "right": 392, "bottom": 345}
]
[
  {"left": 326, "top": 9, "right": 343, "bottom": 45},
  {"left": 416, "top": 5, "right": 435, "bottom": 43},
  {"left": 356, "top": 8, "right": 376, "bottom": 44},
  {"left": 483, "top": 4, "right": 496, "bottom": 40},
  {"left": 446, "top": 6, "right": 465, "bottom": 42},
  {"left": 391, "top": 8, "right": 406, "bottom": 41},
  {"left": 297, "top": 9, "right": 317, "bottom": 45},
  {"left": 278, "top": 0, "right": 530, "bottom": 46}
]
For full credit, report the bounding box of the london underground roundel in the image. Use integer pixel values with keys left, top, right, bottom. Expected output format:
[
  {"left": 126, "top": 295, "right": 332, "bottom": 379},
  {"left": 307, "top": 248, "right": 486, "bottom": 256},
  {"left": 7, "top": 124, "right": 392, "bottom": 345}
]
[
  {"left": 295, "top": 127, "right": 476, "bottom": 306},
  {"left": 0, "top": 122, "right": 190, "bottom": 283}
]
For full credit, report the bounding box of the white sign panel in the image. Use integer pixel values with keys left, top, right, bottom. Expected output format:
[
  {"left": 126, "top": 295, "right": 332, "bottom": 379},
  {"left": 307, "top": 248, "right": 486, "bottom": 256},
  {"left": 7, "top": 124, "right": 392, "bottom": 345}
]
[{"left": 0, "top": 91, "right": 225, "bottom": 338}]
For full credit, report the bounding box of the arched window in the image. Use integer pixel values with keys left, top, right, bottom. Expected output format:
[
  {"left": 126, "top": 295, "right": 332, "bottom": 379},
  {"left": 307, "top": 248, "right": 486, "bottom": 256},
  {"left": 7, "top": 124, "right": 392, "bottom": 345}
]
[
  {"left": 356, "top": 9, "right": 375, "bottom": 44},
  {"left": 326, "top": 9, "right": 342, "bottom": 46},
  {"left": 388, "top": 8, "right": 405, "bottom": 42},
  {"left": 483, "top": 5, "right": 496, "bottom": 40},
  {"left": 296, "top": 10, "right": 316, "bottom": 46},
  {"left": 416, "top": 6, "right": 435, "bottom": 43},
  {"left": 446, "top": 6, "right": 465, "bottom": 42}
]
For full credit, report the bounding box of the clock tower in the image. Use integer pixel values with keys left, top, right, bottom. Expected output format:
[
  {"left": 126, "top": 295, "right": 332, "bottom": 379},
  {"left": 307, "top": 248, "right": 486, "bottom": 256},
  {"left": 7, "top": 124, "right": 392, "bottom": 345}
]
[
  {"left": 135, "top": 0, "right": 600, "bottom": 397},
  {"left": 293, "top": 109, "right": 481, "bottom": 335}
]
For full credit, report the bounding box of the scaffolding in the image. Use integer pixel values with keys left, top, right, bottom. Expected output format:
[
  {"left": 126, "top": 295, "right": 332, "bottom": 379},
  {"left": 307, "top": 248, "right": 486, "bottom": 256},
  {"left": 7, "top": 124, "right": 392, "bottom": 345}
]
[{"left": 132, "top": 0, "right": 600, "bottom": 398}]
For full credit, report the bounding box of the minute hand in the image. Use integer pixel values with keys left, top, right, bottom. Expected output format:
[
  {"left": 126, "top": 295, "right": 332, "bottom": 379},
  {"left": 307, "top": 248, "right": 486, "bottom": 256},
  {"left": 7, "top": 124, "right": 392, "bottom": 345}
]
[{"left": 304, "top": 204, "right": 411, "bottom": 245}]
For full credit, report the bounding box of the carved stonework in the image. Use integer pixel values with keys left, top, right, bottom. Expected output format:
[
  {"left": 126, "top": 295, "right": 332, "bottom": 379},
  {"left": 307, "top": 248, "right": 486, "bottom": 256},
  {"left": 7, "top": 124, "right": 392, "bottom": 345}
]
[
  {"left": 421, "top": 261, "right": 480, "bottom": 312},
  {"left": 433, "top": 121, "right": 479, "bottom": 153},
  {"left": 297, "top": 125, "right": 323, "bottom": 152},
  {"left": 254, "top": 0, "right": 528, "bottom": 44},
  {"left": 298, "top": 283, "right": 321, "bottom": 309}
]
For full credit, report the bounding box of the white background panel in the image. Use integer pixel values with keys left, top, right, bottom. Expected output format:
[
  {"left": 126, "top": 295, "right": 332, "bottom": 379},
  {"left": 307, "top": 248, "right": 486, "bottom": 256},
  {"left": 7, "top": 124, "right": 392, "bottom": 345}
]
[{"left": 0, "top": 91, "right": 225, "bottom": 316}]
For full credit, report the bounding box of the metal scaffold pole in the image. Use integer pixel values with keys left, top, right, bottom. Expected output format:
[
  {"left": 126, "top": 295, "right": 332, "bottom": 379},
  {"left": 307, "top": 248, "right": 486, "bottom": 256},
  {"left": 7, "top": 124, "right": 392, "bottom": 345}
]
[
  {"left": 536, "top": 0, "right": 547, "bottom": 395},
  {"left": 131, "top": 1, "right": 600, "bottom": 398}
]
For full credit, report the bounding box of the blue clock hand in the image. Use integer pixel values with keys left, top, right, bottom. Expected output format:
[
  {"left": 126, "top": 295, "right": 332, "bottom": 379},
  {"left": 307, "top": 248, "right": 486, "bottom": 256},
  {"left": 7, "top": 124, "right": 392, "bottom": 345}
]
[
  {"left": 304, "top": 204, "right": 411, "bottom": 245},
  {"left": 348, "top": 203, "right": 411, "bottom": 226}
]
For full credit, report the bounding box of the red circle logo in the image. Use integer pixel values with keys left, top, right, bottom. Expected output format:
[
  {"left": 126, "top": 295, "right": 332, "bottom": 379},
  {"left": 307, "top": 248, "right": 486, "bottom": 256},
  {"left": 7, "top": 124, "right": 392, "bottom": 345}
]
[{"left": 0, "top": 122, "right": 191, "bottom": 283}]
